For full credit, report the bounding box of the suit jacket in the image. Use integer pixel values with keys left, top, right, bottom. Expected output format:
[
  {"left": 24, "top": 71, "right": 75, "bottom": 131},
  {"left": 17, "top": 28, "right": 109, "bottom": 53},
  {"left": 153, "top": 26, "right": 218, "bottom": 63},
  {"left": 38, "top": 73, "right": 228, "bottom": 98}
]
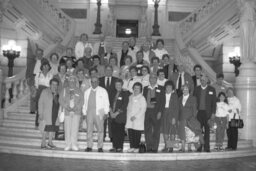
[
  {"left": 194, "top": 85, "right": 216, "bottom": 119},
  {"left": 99, "top": 76, "right": 118, "bottom": 106},
  {"left": 192, "top": 75, "right": 201, "bottom": 87},
  {"left": 165, "top": 92, "right": 179, "bottom": 122},
  {"left": 178, "top": 95, "right": 197, "bottom": 121},
  {"left": 170, "top": 72, "right": 194, "bottom": 94},
  {"left": 164, "top": 64, "right": 178, "bottom": 80},
  {"left": 111, "top": 90, "right": 130, "bottom": 124},
  {"left": 143, "top": 85, "right": 165, "bottom": 114}
]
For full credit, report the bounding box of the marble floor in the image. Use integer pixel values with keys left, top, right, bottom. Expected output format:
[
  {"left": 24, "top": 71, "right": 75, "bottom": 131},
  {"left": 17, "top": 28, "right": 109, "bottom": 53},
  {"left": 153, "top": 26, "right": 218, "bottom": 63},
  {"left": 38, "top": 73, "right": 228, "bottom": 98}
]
[{"left": 0, "top": 153, "right": 256, "bottom": 171}]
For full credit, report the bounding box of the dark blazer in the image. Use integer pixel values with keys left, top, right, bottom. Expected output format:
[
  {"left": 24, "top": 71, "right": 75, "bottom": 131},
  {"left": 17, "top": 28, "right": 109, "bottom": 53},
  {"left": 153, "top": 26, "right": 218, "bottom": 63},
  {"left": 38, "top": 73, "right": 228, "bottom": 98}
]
[
  {"left": 193, "top": 85, "right": 216, "bottom": 119},
  {"left": 192, "top": 75, "right": 202, "bottom": 87},
  {"left": 143, "top": 85, "right": 165, "bottom": 114},
  {"left": 178, "top": 95, "right": 197, "bottom": 121},
  {"left": 170, "top": 72, "right": 194, "bottom": 94},
  {"left": 164, "top": 63, "right": 178, "bottom": 79},
  {"left": 111, "top": 90, "right": 130, "bottom": 124},
  {"left": 165, "top": 92, "right": 179, "bottom": 121},
  {"left": 99, "top": 76, "right": 118, "bottom": 106}
]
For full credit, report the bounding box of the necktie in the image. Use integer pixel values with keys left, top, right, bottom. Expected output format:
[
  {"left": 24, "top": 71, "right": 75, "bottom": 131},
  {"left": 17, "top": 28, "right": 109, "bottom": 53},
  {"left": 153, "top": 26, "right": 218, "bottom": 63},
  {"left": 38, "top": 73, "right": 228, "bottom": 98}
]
[
  {"left": 106, "top": 77, "right": 110, "bottom": 89},
  {"left": 178, "top": 73, "right": 182, "bottom": 90}
]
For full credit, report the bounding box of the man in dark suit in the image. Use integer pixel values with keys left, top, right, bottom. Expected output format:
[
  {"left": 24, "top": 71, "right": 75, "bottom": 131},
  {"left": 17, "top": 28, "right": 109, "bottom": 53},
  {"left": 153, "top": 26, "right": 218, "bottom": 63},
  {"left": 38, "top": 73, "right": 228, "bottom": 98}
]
[
  {"left": 109, "top": 79, "right": 130, "bottom": 152},
  {"left": 99, "top": 65, "right": 118, "bottom": 141},
  {"left": 192, "top": 64, "right": 202, "bottom": 88},
  {"left": 194, "top": 74, "right": 216, "bottom": 152},
  {"left": 143, "top": 73, "right": 165, "bottom": 152},
  {"left": 170, "top": 64, "right": 194, "bottom": 97}
]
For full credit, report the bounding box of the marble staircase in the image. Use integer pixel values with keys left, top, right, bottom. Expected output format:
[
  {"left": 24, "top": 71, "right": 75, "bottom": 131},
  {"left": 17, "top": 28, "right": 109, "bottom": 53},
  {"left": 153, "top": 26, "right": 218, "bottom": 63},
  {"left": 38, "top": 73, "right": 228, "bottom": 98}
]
[{"left": 0, "top": 95, "right": 256, "bottom": 161}]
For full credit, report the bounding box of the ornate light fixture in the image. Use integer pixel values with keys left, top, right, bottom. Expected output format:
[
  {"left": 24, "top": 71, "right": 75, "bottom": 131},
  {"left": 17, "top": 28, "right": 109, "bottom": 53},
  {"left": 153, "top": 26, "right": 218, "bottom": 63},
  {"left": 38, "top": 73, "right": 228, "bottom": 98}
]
[
  {"left": 93, "top": 0, "right": 102, "bottom": 34},
  {"left": 152, "top": 0, "right": 161, "bottom": 36},
  {"left": 229, "top": 47, "right": 241, "bottom": 77},
  {"left": 2, "top": 40, "right": 21, "bottom": 77}
]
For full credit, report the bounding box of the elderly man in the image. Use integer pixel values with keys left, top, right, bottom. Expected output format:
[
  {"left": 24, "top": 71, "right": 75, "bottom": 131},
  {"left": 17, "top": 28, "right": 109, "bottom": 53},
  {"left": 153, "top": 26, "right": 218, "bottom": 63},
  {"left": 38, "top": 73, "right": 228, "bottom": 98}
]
[
  {"left": 194, "top": 74, "right": 216, "bottom": 152},
  {"left": 83, "top": 76, "right": 110, "bottom": 152},
  {"left": 170, "top": 64, "right": 194, "bottom": 97},
  {"left": 143, "top": 73, "right": 165, "bottom": 152}
]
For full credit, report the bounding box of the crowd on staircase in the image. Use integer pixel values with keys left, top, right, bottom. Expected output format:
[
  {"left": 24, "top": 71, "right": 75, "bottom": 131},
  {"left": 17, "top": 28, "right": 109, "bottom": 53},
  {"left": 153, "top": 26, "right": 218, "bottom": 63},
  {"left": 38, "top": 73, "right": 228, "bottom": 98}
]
[{"left": 25, "top": 33, "right": 242, "bottom": 153}]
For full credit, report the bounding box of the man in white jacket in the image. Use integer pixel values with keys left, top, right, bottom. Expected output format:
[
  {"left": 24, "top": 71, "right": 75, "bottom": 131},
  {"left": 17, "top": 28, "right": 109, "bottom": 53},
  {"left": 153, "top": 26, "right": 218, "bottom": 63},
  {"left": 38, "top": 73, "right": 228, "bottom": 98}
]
[{"left": 83, "top": 76, "right": 110, "bottom": 152}]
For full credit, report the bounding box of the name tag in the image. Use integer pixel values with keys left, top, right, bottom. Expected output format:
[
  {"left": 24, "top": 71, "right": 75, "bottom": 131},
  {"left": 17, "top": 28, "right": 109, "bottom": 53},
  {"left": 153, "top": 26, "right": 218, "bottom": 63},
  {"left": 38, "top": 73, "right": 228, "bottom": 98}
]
[
  {"left": 209, "top": 91, "right": 213, "bottom": 95},
  {"left": 136, "top": 64, "right": 143, "bottom": 68},
  {"left": 118, "top": 97, "right": 122, "bottom": 100},
  {"left": 75, "top": 94, "right": 79, "bottom": 96},
  {"left": 156, "top": 89, "right": 160, "bottom": 93}
]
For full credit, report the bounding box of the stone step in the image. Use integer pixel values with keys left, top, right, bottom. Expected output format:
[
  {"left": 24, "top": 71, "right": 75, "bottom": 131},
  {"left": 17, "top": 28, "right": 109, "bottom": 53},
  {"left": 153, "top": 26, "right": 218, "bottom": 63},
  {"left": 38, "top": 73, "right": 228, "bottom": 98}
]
[
  {"left": 0, "top": 127, "right": 114, "bottom": 141},
  {"left": 0, "top": 133, "right": 252, "bottom": 151},
  {"left": 0, "top": 143, "right": 255, "bottom": 161},
  {"left": 7, "top": 113, "right": 36, "bottom": 121}
]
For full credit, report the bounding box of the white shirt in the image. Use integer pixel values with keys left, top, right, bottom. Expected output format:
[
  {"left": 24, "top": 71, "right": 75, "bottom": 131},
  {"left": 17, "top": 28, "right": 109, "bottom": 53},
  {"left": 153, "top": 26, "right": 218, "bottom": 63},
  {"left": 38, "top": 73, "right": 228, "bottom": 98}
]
[
  {"left": 123, "top": 76, "right": 141, "bottom": 93},
  {"left": 75, "top": 41, "right": 93, "bottom": 59},
  {"left": 165, "top": 93, "right": 172, "bottom": 108},
  {"left": 140, "top": 74, "right": 149, "bottom": 88},
  {"left": 176, "top": 72, "right": 185, "bottom": 89},
  {"left": 34, "top": 72, "right": 53, "bottom": 88},
  {"left": 128, "top": 46, "right": 139, "bottom": 63},
  {"left": 152, "top": 48, "right": 168, "bottom": 59},
  {"left": 227, "top": 96, "right": 242, "bottom": 121},
  {"left": 83, "top": 86, "right": 110, "bottom": 117},
  {"left": 157, "top": 78, "right": 167, "bottom": 86},
  {"left": 105, "top": 77, "right": 112, "bottom": 87},
  {"left": 33, "top": 59, "right": 42, "bottom": 74},
  {"left": 216, "top": 102, "right": 230, "bottom": 117},
  {"left": 143, "top": 51, "right": 150, "bottom": 64},
  {"left": 182, "top": 94, "right": 189, "bottom": 106}
]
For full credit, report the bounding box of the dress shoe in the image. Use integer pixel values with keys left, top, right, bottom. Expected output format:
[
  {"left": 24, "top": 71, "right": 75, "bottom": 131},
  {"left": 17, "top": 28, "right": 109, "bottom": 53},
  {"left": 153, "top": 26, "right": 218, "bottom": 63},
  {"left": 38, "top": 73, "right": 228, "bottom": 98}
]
[
  {"left": 151, "top": 149, "right": 158, "bottom": 153},
  {"left": 133, "top": 148, "right": 139, "bottom": 153},
  {"left": 64, "top": 146, "right": 71, "bottom": 151},
  {"left": 196, "top": 145, "right": 203, "bottom": 152},
  {"left": 85, "top": 147, "right": 92, "bottom": 152},
  {"left": 161, "top": 148, "right": 168, "bottom": 153},
  {"left": 98, "top": 148, "right": 103, "bottom": 152},
  {"left": 178, "top": 149, "right": 185, "bottom": 153},
  {"left": 116, "top": 148, "right": 123, "bottom": 153},
  {"left": 109, "top": 148, "right": 116, "bottom": 152},
  {"left": 127, "top": 148, "right": 135, "bottom": 153},
  {"left": 146, "top": 149, "right": 153, "bottom": 153},
  {"left": 72, "top": 146, "right": 79, "bottom": 151},
  {"left": 204, "top": 149, "right": 211, "bottom": 153},
  {"left": 47, "top": 143, "right": 56, "bottom": 149},
  {"left": 167, "top": 148, "right": 173, "bottom": 153},
  {"left": 41, "top": 145, "right": 47, "bottom": 149}
]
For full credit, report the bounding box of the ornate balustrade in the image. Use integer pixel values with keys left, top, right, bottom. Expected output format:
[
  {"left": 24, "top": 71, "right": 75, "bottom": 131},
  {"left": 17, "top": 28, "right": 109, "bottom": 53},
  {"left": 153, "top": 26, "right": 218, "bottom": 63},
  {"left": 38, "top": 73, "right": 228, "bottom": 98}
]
[
  {"left": 179, "top": 0, "right": 223, "bottom": 37},
  {"left": 36, "top": 0, "right": 71, "bottom": 33}
]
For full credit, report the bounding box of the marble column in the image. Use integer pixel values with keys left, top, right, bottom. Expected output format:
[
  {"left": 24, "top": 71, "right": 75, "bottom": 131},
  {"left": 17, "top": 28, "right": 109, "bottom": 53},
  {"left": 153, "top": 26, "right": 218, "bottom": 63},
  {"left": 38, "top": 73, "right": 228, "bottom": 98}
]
[{"left": 235, "top": 0, "right": 256, "bottom": 146}]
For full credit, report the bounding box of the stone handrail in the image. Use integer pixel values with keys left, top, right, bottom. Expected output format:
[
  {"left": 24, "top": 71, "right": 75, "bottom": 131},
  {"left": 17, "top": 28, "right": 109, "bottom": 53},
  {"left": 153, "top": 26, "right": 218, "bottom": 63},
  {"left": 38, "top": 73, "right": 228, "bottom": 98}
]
[
  {"left": 2, "top": 0, "right": 75, "bottom": 118},
  {"left": 179, "top": 0, "right": 223, "bottom": 37},
  {"left": 36, "top": 0, "right": 71, "bottom": 33}
]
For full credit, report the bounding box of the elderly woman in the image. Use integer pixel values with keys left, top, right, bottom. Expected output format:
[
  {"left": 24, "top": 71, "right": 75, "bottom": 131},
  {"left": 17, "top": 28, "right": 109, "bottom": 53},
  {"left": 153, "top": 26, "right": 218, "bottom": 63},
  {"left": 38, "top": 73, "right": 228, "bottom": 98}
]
[
  {"left": 120, "top": 55, "right": 133, "bottom": 80},
  {"left": 226, "top": 87, "right": 242, "bottom": 151},
  {"left": 38, "top": 78, "right": 60, "bottom": 149},
  {"left": 140, "top": 65, "right": 150, "bottom": 88},
  {"left": 178, "top": 84, "right": 203, "bottom": 152},
  {"left": 49, "top": 52, "right": 59, "bottom": 75},
  {"left": 161, "top": 80, "right": 179, "bottom": 152},
  {"left": 34, "top": 61, "right": 53, "bottom": 127},
  {"left": 126, "top": 82, "right": 147, "bottom": 153},
  {"left": 59, "top": 75, "right": 84, "bottom": 151},
  {"left": 109, "top": 79, "right": 130, "bottom": 152},
  {"left": 53, "top": 63, "right": 69, "bottom": 94}
]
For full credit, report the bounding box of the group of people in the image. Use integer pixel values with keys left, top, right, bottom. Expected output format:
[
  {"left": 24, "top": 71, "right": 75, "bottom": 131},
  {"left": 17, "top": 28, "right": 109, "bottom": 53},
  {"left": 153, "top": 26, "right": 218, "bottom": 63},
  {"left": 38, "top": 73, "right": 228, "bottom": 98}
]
[{"left": 26, "top": 33, "right": 242, "bottom": 153}]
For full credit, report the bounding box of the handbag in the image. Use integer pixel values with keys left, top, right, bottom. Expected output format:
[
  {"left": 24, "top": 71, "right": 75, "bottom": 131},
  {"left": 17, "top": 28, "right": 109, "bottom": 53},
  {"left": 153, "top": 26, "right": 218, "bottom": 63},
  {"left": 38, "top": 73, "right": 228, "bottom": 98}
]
[
  {"left": 229, "top": 113, "right": 244, "bottom": 128},
  {"left": 139, "top": 142, "right": 147, "bottom": 153},
  {"left": 166, "top": 125, "right": 180, "bottom": 149},
  {"left": 58, "top": 89, "right": 65, "bottom": 123}
]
